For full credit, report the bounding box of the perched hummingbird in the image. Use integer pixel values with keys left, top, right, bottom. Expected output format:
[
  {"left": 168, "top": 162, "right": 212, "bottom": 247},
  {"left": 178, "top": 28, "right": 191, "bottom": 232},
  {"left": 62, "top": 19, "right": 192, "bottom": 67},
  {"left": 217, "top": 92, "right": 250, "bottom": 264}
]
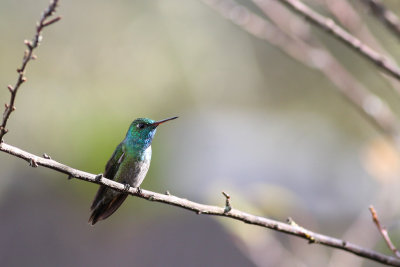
[{"left": 89, "top": 116, "right": 178, "bottom": 225}]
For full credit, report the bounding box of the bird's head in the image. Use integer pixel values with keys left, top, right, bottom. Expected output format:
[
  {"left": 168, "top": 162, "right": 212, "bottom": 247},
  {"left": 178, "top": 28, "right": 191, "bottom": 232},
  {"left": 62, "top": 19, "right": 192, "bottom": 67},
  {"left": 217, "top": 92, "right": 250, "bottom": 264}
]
[{"left": 126, "top": 116, "right": 178, "bottom": 149}]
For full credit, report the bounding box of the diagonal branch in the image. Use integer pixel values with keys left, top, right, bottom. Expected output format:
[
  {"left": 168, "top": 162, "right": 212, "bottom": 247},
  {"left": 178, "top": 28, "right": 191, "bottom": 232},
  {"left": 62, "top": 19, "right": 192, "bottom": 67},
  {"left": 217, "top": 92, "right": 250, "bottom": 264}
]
[
  {"left": 1, "top": 141, "right": 400, "bottom": 266},
  {"left": 369, "top": 205, "right": 400, "bottom": 258},
  {"left": 201, "top": 0, "right": 400, "bottom": 148},
  {"left": 361, "top": 0, "right": 400, "bottom": 40},
  {"left": 0, "top": 0, "right": 61, "bottom": 141},
  {"left": 277, "top": 0, "right": 400, "bottom": 83},
  {"left": 319, "top": 0, "right": 400, "bottom": 96},
  {"left": 255, "top": 0, "right": 400, "bottom": 140}
]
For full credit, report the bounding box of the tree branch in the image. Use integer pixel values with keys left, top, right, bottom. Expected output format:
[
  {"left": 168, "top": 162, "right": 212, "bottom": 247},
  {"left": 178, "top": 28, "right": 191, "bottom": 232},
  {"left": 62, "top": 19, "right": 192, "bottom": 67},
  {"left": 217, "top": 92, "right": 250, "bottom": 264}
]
[
  {"left": 277, "top": 0, "right": 400, "bottom": 83},
  {"left": 0, "top": 0, "right": 61, "bottom": 141},
  {"left": 201, "top": 0, "right": 400, "bottom": 148},
  {"left": 3, "top": 1, "right": 400, "bottom": 266},
  {"left": 0, "top": 142, "right": 400, "bottom": 266},
  {"left": 361, "top": 0, "right": 400, "bottom": 40},
  {"left": 369, "top": 205, "right": 400, "bottom": 258},
  {"left": 317, "top": 0, "right": 400, "bottom": 96}
]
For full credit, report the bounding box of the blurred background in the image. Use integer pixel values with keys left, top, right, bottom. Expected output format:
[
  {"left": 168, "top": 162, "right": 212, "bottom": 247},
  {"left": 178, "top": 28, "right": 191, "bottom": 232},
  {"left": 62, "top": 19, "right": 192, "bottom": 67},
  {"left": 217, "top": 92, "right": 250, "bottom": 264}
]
[{"left": 1, "top": 0, "right": 400, "bottom": 266}]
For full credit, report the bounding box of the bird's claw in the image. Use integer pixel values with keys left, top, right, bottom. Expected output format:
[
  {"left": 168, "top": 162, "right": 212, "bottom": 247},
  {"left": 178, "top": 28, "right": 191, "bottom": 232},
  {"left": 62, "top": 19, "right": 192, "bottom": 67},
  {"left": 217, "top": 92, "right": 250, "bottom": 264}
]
[
  {"left": 123, "top": 184, "right": 130, "bottom": 192},
  {"left": 95, "top": 174, "right": 103, "bottom": 182},
  {"left": 136, "top": 187, "right": 143, "bottom": 195},
  {"left": 29, "top": 159, "right": 38, "bottom": 168}
]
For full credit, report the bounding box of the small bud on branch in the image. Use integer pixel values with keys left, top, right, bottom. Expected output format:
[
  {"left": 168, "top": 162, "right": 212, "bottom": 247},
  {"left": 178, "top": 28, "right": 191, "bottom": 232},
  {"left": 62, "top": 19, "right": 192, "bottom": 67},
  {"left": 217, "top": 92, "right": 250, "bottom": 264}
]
[
  {"left": 42, "top": 16, "right": 62, "bottom": 27},
  {"left": 24, "top": 40, "right": 32, "bottom": 49}
]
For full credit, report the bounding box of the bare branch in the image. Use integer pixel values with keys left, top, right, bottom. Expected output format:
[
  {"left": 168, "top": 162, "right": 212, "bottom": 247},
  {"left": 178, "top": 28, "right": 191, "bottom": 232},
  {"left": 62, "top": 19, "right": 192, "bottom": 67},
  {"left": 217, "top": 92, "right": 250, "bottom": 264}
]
[
  {"left": 369, "top": 205, "right": 400, "bottom": 258},
  {"left": 3, "top": 1, "right": 400, "bottom": 266},
  {"left": 0, "top": 0, "right": 61, "bottom": 141},
  {"left": 320, "top": 0, "right": 400, "bottom": 96},
  {"left": 361, "top": 0, "right": 400, "bottom": 40},
  {"left": 0, "top": 142, "right": 399, "bottom": 266},
  {"left": 201, "top": 0, "right": 400, "bottom": 148},
  {"left": 277, "top": 0, "right": 400, "bottom": 83}
]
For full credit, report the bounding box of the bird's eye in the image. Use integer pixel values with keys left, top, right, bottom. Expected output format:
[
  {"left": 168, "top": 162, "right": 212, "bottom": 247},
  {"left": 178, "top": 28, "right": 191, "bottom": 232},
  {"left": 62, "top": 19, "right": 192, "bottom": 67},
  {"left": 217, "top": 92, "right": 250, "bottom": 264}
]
[{"left": 136, "top": 123, "right": 145, "bottom": 129}]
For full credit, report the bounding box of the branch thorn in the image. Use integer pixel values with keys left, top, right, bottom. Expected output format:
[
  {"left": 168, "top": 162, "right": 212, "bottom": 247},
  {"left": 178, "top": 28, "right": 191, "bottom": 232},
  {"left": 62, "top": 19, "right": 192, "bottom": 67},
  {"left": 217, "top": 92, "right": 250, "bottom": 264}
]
[
  {"left": 222, "top": 191, "right": 232, "bottom": 213},
  {"left": 287, "top": 217, "right": 298, "bottom": 226},
  {"left": 43, "top": 153, "right": 51, "bottom": 159}
]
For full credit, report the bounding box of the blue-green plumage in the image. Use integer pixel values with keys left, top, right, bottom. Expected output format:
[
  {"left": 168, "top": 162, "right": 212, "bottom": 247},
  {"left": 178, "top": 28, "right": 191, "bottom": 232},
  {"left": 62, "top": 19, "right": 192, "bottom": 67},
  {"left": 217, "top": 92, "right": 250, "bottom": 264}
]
[{"left": 89, "top": 116, "right": 178, "bottom": 225}]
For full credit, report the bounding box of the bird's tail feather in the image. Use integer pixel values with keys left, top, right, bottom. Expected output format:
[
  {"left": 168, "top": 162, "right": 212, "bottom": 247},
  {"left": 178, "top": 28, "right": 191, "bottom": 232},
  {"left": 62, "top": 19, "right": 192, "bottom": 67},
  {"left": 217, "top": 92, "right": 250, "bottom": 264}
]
[{"left": 88, "top": 193, "right": 128, "bottom": 225}]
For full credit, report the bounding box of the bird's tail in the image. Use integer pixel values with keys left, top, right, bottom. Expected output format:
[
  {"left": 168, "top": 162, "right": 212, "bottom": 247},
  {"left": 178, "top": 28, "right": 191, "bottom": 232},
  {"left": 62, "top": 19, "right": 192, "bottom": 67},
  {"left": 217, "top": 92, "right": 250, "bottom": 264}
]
[{"left": 89, "top": 186, "right": 128, "bottom": 225}]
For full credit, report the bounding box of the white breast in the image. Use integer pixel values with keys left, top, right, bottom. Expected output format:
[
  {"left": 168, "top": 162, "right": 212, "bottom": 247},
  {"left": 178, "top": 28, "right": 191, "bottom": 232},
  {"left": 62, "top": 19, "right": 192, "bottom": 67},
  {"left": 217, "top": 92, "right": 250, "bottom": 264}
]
[{"left": 131, "top": 146, "right": 152, "bottom": 187}]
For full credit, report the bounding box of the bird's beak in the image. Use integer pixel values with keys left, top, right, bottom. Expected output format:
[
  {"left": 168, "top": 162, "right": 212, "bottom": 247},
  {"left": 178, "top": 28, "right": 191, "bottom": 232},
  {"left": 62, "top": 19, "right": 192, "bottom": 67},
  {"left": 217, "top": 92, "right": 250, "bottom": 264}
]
[{"left": 152, "top": 116, "right": 178, "bottom": 127}]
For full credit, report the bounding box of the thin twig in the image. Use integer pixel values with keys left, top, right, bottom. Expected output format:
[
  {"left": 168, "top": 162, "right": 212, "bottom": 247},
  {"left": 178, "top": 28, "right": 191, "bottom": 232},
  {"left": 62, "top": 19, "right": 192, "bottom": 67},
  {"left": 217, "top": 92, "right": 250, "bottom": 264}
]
[
  {"left": 361, "top": 0, "right": 400, "bottom": 40},
  {"left": 320, "top": 0, "right": 400, "bottom": 95},
  {"left": 0, "top": 0, "right": 61, "bottom": 141},
  {"left": 277, "top": 0, "right": 400, "bottom": 82},
  {"left": 0, "top": 142, "right": 399, "bottom": 266},
  {"left": 257, "top": 0, "right": 400, "bottom": 137},
  {"left": 201, "top": 0, "right": 400, "bottom": 147},
  {"left": 369, "top": 205, "right": 400, "bottom": 258}
]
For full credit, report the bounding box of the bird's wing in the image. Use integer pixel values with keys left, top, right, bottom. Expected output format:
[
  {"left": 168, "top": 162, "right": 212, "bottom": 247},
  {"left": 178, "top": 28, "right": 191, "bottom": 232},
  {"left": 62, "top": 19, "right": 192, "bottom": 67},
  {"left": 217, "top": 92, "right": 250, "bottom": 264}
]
[
  {"left": 104, "top": 142, "right": 125, "bottom": 180},
  {"left": 90, "top": 143, "right": 125, "bottom": 211}
]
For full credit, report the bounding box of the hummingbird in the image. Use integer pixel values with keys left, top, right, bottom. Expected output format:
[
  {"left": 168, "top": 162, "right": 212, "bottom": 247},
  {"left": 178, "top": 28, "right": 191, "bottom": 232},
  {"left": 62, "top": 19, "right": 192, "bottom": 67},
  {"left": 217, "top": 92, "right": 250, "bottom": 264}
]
[{"left": 89, "top": 116, "right": 178, "bottom": 225}]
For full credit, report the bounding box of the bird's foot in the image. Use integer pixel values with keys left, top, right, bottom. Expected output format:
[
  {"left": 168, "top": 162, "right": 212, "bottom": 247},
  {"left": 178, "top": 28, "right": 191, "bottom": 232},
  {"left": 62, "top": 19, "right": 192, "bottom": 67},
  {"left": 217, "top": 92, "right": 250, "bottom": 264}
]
[
  {"left": 29, "top": 159, "right": 38, "bottom": 168},
  {"left": 95, "top": 174, "right": 103, "bottom": 182},
  {"left": 136, "top": 187, "right": 143, "bottom": 196},
  {"left": 123, "top": 183, "right": 130, "bottom": 192}
]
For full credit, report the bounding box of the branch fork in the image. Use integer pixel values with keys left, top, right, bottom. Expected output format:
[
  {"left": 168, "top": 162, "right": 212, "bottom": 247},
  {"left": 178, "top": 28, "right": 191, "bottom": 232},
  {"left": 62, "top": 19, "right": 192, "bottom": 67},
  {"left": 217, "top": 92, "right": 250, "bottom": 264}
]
[{"left": 369, "top": 205, "right": 400, "bottom": 258}]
